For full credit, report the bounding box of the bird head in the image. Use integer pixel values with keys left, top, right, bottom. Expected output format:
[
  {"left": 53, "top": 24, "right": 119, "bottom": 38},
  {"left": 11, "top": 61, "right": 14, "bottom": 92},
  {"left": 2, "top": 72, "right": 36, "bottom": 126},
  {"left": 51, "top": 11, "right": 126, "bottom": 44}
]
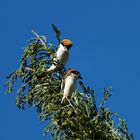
[
  {"left": 67, "top": 69, "right": 82, "bottom": 79},
  {"left": 61, "top": 39, "right": 72, "bottom": 50}
]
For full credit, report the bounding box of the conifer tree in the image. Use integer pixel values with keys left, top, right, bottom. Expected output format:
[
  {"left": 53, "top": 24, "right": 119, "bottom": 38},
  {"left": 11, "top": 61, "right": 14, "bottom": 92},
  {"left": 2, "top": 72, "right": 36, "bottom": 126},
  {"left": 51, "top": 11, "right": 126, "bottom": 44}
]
[{"left": 5, "top": 25, "right": 134, "bottom": 140}]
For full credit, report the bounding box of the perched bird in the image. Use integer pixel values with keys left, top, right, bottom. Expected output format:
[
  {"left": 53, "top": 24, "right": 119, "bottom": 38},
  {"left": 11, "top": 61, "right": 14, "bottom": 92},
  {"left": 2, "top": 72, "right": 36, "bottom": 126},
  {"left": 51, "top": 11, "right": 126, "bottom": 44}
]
[
  {"left": 47, "top": 39, "right": 72, "bottom": 73},
  {"left": 61, "top": 69, "right": 82, "bottom": 105}
]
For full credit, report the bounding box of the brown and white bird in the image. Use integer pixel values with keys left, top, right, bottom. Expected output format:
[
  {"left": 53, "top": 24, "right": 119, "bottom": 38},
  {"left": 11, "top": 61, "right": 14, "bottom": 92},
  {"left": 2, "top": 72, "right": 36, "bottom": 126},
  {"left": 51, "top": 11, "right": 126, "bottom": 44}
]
[
  {"left": 47, "top": 39, "right": 72, "bottom": 73},
  {"left": 61, "top": 69, "right": 82, "bottom": 104}
]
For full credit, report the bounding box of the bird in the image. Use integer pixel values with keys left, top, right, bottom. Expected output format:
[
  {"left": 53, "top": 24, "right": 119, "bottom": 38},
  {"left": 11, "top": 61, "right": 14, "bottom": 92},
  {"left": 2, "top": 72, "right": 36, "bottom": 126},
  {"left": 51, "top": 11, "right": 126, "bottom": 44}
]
[
  {"left": 61, "top": 69, "right": 82, "bottom": 105},
  {"left": 47, "top": 39, "right": 72, "bottom": 73}
]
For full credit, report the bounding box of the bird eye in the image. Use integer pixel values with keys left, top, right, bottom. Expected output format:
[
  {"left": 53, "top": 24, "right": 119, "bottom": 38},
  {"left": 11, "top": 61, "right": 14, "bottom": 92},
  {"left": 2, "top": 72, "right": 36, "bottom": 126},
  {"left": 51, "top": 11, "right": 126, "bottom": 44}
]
[{"left": 74, "top": 71, "right": 78, "bottom": 75}]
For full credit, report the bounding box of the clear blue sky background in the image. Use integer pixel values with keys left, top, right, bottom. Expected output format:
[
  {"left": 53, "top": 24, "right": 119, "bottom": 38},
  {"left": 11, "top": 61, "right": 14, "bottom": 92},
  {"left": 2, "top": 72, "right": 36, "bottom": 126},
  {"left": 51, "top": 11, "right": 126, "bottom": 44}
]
[{"left": 0, "top": 0, "right": 139, "bottom": 140}]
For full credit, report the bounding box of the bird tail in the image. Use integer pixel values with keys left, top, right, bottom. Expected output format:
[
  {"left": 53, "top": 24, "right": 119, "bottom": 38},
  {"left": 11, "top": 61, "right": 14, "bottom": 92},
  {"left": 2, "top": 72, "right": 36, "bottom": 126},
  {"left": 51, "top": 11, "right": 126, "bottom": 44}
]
[
  {"left": 61, "top": 96, "right": 67, "bottom": 105},
  {"left": 47, "top": 64, "right": 56, "bottom": 73}
]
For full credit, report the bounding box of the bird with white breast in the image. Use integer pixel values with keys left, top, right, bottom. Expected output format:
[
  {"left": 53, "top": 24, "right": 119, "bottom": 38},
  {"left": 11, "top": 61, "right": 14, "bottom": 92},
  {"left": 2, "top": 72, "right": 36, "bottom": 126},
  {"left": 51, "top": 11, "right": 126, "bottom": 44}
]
[
  {"left": 47, "top": 39, "right": 72, "bottom": 73},
  {"left": 61, "top": 69, "right": 82, "bottom": 104}
]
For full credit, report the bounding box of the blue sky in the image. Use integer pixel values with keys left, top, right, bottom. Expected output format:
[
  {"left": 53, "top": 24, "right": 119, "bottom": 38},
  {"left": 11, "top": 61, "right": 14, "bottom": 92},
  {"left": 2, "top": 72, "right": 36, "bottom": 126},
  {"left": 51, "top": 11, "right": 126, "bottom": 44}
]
[{"left": 0, "top": 0, "right": 139, "bottom": 139}]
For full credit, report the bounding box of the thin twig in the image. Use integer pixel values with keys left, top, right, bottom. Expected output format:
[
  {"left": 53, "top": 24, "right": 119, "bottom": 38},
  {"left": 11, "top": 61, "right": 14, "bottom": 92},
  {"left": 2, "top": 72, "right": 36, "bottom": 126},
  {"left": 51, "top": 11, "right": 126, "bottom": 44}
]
[
  {"left": 32, "top": 30, "right": 46, "bottom": 46},
  {"left": 66, "top": 97, "right": 78, "bottom": 115},
  {"left": 25, "top": 67, "right": 35, "bottom": 72}
]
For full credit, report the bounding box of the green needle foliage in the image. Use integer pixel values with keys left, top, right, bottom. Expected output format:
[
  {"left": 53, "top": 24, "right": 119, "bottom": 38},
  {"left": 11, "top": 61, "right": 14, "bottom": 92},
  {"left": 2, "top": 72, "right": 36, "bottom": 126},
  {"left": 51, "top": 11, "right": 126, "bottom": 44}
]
[{"left": 5, "top": 25, "right": 134, "bottom": 140}]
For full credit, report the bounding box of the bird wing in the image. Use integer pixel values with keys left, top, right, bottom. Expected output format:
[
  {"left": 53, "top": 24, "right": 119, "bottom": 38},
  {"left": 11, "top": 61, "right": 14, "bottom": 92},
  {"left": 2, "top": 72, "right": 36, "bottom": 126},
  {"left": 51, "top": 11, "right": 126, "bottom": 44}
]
[
  {"left": 61, "top": 72, "right": 69, "bottom": 92},
  {"left": 61, "top": 79, "right": 65, "bottom": 92}
]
